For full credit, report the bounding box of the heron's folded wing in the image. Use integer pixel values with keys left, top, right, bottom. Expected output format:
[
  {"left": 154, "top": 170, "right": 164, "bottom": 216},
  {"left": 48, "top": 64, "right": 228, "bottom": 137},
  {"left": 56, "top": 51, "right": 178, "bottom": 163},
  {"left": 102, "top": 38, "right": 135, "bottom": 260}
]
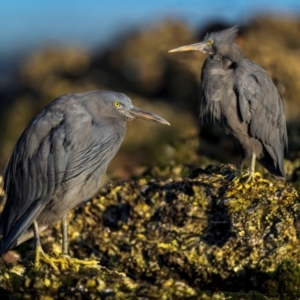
[
  {"left": 0, "top": 100, "right": 93, "bottom": 251},
  {"left": 236, "top": 65, "right": 287, "bottom": 149}
]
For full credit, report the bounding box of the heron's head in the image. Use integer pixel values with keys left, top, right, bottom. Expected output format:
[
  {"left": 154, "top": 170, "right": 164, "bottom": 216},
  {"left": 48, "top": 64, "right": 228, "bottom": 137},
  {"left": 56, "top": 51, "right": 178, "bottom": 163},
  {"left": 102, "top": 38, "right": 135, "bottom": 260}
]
[
  {"left": 88, "top": 90, "right": 170, "bottom": 125},
  {"left": 169, "top": 25, "right": 239, "bottom": 59}
]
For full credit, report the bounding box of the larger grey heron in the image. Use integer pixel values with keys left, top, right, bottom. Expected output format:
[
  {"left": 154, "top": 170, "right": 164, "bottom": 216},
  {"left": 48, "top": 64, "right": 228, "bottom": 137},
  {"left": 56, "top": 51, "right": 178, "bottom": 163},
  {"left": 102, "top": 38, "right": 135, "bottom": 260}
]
[{"left": 0, "top": 90, "right": 169, "bottom": 270}]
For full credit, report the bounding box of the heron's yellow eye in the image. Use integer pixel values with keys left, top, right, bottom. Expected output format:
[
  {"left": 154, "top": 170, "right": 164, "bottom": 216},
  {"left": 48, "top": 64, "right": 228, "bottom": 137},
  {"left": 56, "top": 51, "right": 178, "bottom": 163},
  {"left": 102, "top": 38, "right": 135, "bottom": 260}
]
[
  {"left": 207, "top": 39, "right": 214, "bottom": 45},
  {"left": 114, "top": 101, "right": 121, "bottom": 108}
]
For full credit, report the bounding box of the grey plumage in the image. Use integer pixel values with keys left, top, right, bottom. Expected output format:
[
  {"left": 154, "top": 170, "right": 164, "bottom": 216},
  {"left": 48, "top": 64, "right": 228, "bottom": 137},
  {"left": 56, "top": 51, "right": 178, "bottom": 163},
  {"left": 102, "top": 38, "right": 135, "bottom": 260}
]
[
  {"left": 169, "top": 25, "right": 287, "bottom": 179},
  {"left": 0, "top": 90, "right": 169, "bottom": 256}
]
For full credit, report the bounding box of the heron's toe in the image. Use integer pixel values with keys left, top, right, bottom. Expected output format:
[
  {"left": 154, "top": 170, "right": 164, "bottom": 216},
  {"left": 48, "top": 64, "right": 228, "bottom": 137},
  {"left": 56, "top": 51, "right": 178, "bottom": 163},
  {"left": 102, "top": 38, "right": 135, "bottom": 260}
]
[
  {"left": 228, "top": 170, "right": 265, "bottom": 188},
  {"left": 34, "top": 245, "right": 59, "bottom": 271},
  {"left": 33, "top": 246, "right": 99, "bottom": 271},
  {"left": 52, "top": 254, "right": 99, "bottom": 271},
  {"left": 228, "top": 169, "right": 249, "bottom": 185}
]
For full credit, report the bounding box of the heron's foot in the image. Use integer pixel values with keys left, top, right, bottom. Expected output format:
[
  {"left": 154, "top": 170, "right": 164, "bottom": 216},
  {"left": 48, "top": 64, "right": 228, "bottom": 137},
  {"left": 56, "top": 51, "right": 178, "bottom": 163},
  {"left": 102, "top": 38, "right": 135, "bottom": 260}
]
[
  {"left": 242, "top": 169, "right": 256, "bottom": 183},
  {"left": 51, "top": 253, "right": 99, "bottom": 271},
  {"left": 34, "top": 245, "right": 99, "bottom": 271},
  {"left": 230, "top": 170, "right": 266, "bottom": 185},
  {"left": 230, "top": 169, "right": 271, "bottom": 188},
  {"left": 35, "top": 244, "right": 59, "bottom": 271}
]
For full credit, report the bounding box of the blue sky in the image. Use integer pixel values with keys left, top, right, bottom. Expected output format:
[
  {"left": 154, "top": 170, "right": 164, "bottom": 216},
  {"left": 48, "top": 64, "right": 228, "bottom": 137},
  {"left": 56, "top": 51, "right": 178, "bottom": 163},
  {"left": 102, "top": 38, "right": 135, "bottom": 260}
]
[{"left": 0, "top": 0, "right": 299, "bottom": 57}]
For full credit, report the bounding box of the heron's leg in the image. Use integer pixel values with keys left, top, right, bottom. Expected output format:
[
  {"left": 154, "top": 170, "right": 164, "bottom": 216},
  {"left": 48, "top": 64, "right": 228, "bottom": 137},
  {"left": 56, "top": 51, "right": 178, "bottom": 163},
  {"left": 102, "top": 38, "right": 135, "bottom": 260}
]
[
  {"left": 230, "top": 159, "right": 245, "bottom": 184},
  {"left": 62, "top": 215, "right": 68, "bottom": 255},
  {"left": 33, "top": 221, "right": 59, "bottom": 271},
  {"left": 32, "top": 218, "right": 98, "bottom": 271},
  {"left": 52, "top": 215, "right": 99, "bottom": 271},
  {"left": 56, "top": 215, "right": 69, "bottom": 270},
  {"left": 245, "top": 153, "right": 256, "bottom": 183},
  {"left": 232, "top": 155, "right": 258, "bottom": 184},
  {"left": 236, "top": 160, "right": 244, "bottom": 179}
]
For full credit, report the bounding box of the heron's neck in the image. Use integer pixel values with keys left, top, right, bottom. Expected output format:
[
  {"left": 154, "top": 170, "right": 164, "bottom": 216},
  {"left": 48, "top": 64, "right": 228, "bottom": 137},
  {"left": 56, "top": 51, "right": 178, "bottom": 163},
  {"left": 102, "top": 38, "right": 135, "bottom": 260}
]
[{"left": 227, "top": 44, "right": 243, "bottom": 63}]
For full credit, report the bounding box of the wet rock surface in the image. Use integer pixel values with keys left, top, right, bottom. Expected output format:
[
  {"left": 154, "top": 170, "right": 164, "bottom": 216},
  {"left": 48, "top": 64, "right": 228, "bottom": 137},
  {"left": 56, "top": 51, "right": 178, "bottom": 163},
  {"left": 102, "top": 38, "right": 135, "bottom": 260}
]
[{"left": 1, "top": 164, "right": 300, "bottom": 299}]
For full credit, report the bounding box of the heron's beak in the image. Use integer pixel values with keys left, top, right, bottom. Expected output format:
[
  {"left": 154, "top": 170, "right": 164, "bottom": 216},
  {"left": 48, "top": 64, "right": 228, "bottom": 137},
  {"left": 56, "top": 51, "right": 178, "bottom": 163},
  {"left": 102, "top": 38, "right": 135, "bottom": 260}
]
[
  {"left": 128, "top": 106, "right": 170, "bottom": 125},
  {"left": 169, "top": 42, "right": 211, "bottom": 54}
]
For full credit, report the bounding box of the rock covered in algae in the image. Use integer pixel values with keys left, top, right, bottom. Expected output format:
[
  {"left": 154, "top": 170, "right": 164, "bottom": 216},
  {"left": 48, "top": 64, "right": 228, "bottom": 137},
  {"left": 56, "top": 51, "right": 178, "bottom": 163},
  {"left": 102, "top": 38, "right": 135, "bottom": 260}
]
[{"left": 1, "top": 164, "right": 300, "bottom": 299}]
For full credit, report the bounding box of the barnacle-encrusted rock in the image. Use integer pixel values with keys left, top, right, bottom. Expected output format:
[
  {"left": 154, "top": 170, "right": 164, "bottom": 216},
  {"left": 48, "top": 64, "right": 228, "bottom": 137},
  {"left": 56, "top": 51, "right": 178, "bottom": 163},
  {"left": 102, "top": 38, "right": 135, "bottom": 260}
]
[
  {"left": 69, "top": 165, "right": 299, "bottom": 290},
  {"left": 1, "top": 164, "right": 298, "bottom": 298}
]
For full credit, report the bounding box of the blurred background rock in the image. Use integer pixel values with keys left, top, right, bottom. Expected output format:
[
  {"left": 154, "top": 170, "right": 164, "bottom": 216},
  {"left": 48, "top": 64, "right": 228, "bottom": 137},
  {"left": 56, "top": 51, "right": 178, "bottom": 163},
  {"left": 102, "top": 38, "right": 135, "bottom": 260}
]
[{"left": 1, "top": 1, "right": 300, "bottom": 181}]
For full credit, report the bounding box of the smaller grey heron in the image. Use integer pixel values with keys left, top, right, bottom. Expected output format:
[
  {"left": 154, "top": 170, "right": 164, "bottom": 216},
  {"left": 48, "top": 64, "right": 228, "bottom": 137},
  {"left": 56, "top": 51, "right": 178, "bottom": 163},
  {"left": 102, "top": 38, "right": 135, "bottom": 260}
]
[{"left": 169, "top": 26, "right": 287, "bottom": 182}]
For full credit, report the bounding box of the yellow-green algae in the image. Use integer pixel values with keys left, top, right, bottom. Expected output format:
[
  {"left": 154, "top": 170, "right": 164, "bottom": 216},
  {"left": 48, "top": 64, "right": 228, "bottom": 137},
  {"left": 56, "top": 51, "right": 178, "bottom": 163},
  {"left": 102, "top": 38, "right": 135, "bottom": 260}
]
[{"left": 1, "top": 164, "right": 300, "bottom": 299}]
